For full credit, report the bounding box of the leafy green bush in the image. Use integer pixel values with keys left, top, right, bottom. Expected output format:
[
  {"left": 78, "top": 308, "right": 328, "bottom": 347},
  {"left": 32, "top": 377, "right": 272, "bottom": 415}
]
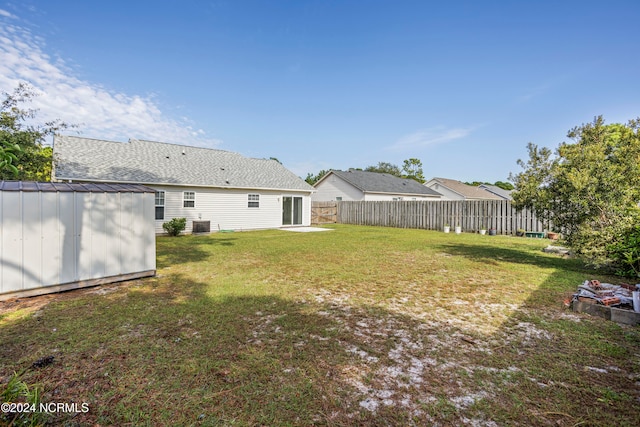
[
  {"left": 162, "top": 217, "right": 187, "bottom": 236},
  {"left": 608, "top": 222, "right": 640, "bottom": 278},
  {"left": 511, "top": 117, "right": 640, "bottom": 274}
]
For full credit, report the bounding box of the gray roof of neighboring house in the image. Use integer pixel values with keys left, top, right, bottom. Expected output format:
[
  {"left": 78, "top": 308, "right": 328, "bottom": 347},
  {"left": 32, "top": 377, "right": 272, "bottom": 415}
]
[
  {"left": 478, "top": 184, "right": 513, "bottom": 200},
  {"left": 428, "top": 177, "right": 503, "bottom": 200},
  {"left": 320, "top": 169, "right": 441, "bottom": 197},
  {"left": 53, "top": 135, "right": 314, "bottom": 192}
]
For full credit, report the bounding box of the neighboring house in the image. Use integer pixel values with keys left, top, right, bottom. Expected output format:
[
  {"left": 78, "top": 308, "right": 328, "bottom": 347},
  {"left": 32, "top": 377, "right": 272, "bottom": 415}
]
[
  {"left": 53, "top": 136, "right": 314, "bottom": 233},
  {"left": 424, "top": 177, "right": 503, "bottom": 201},
  {"left": 312, "top": 169, "right": 442, "bottom": 201},
  {"left": 478, "top": 184, "right": 513, "bottom": 200}
]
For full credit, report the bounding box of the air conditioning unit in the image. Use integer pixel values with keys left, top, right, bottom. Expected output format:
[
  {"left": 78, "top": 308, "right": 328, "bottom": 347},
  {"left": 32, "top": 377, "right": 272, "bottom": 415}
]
[{"left": 192, "top": 220, "right": 211, "bottom": 233}]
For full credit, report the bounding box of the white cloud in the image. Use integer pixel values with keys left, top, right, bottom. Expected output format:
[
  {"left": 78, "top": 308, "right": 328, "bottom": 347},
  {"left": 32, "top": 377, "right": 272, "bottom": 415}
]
[
  {"left": 0, "top": 19, "right": 221, "bottom": 147},
  {"left": 390, "top": 127, "right": 472, "bottom": 150},
  {"left": 0, "top": 9, "right": 14, "bottom": 18}
]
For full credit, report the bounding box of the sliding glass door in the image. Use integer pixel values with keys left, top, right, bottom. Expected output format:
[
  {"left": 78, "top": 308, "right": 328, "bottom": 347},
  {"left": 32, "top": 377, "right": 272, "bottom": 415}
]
[{"left": 282, "top": 196, "right": 303, "bottom": 225}]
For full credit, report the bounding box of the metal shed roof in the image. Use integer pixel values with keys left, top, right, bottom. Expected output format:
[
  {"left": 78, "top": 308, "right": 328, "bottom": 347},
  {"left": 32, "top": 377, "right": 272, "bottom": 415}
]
[{"left": 0, "top": 181, "right": 156, "bottom": 193}]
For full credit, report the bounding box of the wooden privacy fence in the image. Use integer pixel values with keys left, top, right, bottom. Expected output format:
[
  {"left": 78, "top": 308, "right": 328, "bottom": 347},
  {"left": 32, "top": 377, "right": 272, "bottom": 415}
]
[
  {"left": 336, "top": 200, "right": 546, "bottom": 234},
  {"left": 311, "top": 201, "right": 338, "bottom": 224}
]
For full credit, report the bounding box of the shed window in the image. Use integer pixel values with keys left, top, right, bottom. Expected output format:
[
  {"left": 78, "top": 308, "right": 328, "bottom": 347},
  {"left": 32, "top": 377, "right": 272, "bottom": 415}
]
[
  {"left": 248, "top": 194, "right": 260, "bottom": 208},
  {"left": 155, "top": 191, "right": 165, "bottom": 220},
  {"left": 183, "top": 191, "right": 195, "bottom": 208}
]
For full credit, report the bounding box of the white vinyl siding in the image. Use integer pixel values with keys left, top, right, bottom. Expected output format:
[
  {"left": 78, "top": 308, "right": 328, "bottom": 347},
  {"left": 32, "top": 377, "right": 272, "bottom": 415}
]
[
  {"left": 423, "top": 181, "right": 465, "bottom": 200},
  {"left": 152, "top": 186, "right": 311, "bottom": 233},
  {"left": 312, "top": 174, "right": 364, "bottom": 201}
]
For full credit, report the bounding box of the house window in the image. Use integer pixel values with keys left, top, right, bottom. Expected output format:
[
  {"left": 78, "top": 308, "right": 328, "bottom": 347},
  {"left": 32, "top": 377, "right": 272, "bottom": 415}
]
[
  {"left": 248, "top": 194, "right": 260, "bottom": 208},
  {"left": 336, "top": 196, "right": 343, "bottom": 201},
  {"left": 155, "top": 191, "right": 165, "bottom": 220},
  {"left": 183, "top": 191, "right": 195, "bottom": 208}
]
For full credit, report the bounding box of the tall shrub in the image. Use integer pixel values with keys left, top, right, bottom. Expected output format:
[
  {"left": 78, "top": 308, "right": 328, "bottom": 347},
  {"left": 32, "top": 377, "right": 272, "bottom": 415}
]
[
  {"left": 511, "top": 116, "right": 640, "bottom": 270},
  {"left": 162, "top": 218, "right": 187, "bottom": 236}
]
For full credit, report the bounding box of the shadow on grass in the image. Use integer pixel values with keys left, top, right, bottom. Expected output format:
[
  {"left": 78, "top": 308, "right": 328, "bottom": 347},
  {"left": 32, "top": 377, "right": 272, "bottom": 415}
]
[
  {"left": 435, "top": 241, "right": 588, "bottom": 273},
  {"left": 2, "top": 272, "right": 523, "bottom": 426},
  {"left": 156, "top": 235, "right": 237, "bottom": 267},
  {"left": 0, "top": 274, "right": 369, "bottom": 425},
  {"left": 1, "top": 231, "right": 639, "bottom": 426}
]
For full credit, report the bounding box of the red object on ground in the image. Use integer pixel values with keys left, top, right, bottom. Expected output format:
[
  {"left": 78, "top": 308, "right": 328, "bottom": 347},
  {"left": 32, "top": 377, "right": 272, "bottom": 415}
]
[{"left": 599, "top": 297, "right": 621, "bottom": 306}]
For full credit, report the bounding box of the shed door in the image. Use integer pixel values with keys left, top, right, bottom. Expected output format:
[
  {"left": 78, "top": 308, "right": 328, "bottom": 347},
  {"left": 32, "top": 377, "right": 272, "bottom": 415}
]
[{"left": 282, "top": 196, "right": 302, "bottom": 225}]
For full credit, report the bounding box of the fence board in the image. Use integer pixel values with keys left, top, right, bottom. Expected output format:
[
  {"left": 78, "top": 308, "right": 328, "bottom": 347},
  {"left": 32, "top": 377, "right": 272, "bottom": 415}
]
[
  {"left": 311, "top": 202, "right": 338, "bottom": 224},
  {"left": 336, "top": 200, "right": 546, "bottom": 234}
]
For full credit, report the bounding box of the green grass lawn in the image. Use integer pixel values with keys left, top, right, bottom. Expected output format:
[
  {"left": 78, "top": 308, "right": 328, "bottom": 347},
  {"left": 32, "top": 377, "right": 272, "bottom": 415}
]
[{"left": 1, "top": 225, "right": 639, "bottom": 426}]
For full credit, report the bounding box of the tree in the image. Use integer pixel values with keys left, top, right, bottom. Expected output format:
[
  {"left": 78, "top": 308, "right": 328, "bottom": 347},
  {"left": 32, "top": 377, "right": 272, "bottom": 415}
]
[
  {"left": 305, "top": 169, "right": 330, "bottom": 185},
  {"left": 365, "top": 162, "right": 402, "bottom": 177},
  {"left": 493, "top": 181, "right": 514, "bottom": 191},
  {"left": 0, "top": 83, "right": 74, "bottom": 181},
  {"left": 510, "top": 116, "right": 640, "bottom": 271},
  {"left": 465, "top": 180, "right": 515, "bottom": 190},
  {"left": 402, "top": 158, "right": 425, "bottom": 183}
]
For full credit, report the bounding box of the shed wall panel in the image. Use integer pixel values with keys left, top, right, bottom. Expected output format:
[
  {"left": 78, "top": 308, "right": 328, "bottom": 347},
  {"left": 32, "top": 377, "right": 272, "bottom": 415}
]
[
  {"left": 76, "top": 193, "right": 92, "bottom": 280},
  {"left": 143, "top": 196, "right": 156, "bottom": 270},
  {"left": 120, "top": 192, "right": 135, "bottom": 273},
  {"left": 1, "top": 192, "right": 23, "bottom": 292},
  {"left": 41, "top": 192, "right": 60, "bottom": 286},
  {"left": 22, "top": 192, "right": 42, "bottom": 289},
  {"left": 90, "top": 192, "right": 107, "bottom": 279},
  {"left": 104, "top": 193, "right": 121, "bottom": 276},
  {"left": 130, "top": 194, "right": 146, "bottom": 273},
  {"left": 1, "top": 184, "right": 156, "bottom": 300},
  {"left": 59, "top": 192, "right": 77, "bottom": 284}
]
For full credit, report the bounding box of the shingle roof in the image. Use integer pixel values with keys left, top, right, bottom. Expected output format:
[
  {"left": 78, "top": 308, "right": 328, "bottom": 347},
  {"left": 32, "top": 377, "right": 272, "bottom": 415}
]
[
  {"left": 53, "top": 136, "right": 313, "bottom": 192},
  {"left": 324, "top": 170, "right": 441, "bottom": 197},
  {"left": 429, "top": 177, "right": 503, "bottom": 200},
  {"left": 478, "top": 184, "right": 513, "bottom": 200}
]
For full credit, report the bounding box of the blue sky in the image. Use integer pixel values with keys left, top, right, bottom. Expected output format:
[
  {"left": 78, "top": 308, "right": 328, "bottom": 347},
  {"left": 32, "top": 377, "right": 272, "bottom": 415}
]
[{"left": 1, "top": 1, "right": 639, "bottom": 182}]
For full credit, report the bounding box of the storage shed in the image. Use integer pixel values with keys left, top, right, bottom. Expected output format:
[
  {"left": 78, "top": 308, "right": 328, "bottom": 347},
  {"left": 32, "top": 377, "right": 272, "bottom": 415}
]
[{"left": 0, "top": 181, "right": 156, "bottom": 300}]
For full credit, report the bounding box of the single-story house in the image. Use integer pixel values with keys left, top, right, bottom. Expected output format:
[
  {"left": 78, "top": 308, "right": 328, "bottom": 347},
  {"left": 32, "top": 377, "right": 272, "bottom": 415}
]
[
  {"left": 312, "top": 169, "right": 442, "bottom": 201},
  {"left": 53, "top": 136, "right": 315, "bottom": 233},
  {"left": 424, "top": 177, "right": 503, "bottom": 201},
  {"left": 478, "top": 183, "right": 513, "bottom": 200}
]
